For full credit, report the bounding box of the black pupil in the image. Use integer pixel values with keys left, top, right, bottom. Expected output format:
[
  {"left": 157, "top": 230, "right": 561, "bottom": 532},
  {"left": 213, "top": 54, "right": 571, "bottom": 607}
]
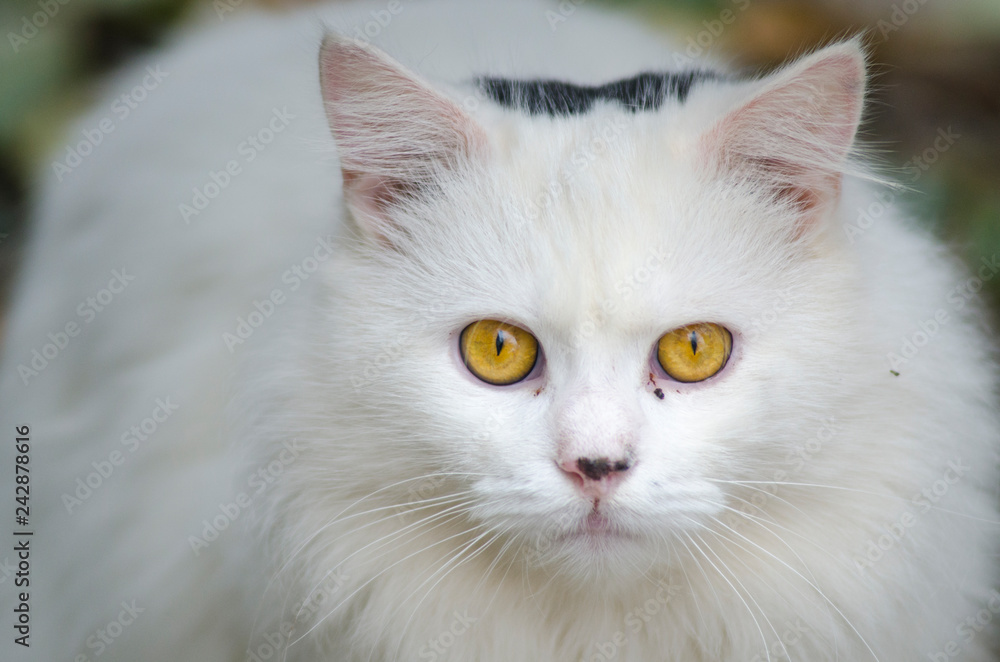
[
  {"left": 495, "top": 330, "right": 506, "bottom": 356},
  {"left": 689, "top": 331, "right": 698, "bottom": 355}
]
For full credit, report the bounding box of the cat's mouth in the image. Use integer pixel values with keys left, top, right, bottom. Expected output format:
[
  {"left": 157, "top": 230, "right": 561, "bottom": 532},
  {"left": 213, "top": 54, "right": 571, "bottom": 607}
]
[
  {"left": 585, "top": 512, "right": 613, "bottom": 532},
  {"left": 566, "top": 511, "right": 635, "bottom": 543}
]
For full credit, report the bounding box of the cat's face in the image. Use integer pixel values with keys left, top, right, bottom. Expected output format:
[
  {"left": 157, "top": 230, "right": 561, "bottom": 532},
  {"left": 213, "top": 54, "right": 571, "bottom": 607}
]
[{"left": 316, "top": 37, "right": 866, "bottom": 579}]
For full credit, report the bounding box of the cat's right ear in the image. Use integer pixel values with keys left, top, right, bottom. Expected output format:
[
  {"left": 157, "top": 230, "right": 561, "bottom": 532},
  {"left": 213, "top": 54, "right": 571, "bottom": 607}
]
[
  {"left": 697, "top": 41, "right": 866, "bottom": 234},
  {"left": 319, "top": 35, "right": 487, "bottom": 244}
]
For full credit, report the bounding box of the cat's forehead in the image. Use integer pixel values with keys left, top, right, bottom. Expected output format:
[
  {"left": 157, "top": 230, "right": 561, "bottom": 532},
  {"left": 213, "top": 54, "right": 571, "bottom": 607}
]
[
  {"left": 407, "top": 76, "right": 805, "bottom": 336},
  {"left": 475, "top": 109, "right": 744, "bottom": 262},
  {"left": 430, "top": 135, "right": 793, "bottom": 342}
]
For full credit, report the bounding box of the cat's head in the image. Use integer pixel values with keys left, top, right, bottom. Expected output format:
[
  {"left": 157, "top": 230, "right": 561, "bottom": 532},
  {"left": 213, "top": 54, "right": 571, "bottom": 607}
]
[{"left": 304, "top": 35, "right": 871, "bottom": 581}]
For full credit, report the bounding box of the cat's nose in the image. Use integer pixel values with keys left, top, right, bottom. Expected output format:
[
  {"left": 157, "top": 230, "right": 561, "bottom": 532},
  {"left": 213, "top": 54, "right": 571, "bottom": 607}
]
[
  {"left": 554, "top": 389, "right": 638, "bottom": 501},
  {"left": 557, "top": 454, "right": 633, "bottom": 500}
]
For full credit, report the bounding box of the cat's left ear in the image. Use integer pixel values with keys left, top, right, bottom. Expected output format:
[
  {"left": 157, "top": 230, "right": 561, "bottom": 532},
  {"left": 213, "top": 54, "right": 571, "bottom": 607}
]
[
  {"left": 319, "top": 35, "right": 487, "bottom": 243},
  {"left": 699, "top": 40, "right": 866, "bottom": 229}
]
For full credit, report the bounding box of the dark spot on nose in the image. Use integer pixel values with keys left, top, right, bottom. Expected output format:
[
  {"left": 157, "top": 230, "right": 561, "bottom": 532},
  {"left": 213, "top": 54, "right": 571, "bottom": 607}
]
[
  {"left": 577, "top": 457, "right": 631, "bottom": 481},
  {"left": 653, "top": 388, "right": 664, "bottom": 400}
]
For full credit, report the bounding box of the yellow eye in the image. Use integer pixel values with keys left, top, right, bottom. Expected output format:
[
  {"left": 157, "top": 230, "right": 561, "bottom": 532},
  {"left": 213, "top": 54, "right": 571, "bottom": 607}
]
[
  {"left": 460, "top": 320, "right": 539, "bottom": 385},
  {"left": 656, "top": 323, "right": 732, "bottom": 383}
]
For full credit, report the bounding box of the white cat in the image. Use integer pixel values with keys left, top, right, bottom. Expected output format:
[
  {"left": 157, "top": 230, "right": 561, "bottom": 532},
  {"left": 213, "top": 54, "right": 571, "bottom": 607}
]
[{"left": 1, "top": 1, "right": 998, "bottom": 661}]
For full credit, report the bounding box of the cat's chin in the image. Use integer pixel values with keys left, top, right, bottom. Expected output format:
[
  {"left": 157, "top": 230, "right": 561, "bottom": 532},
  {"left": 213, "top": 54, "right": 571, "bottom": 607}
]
[
  {"left": 566, "top": 512, "right": 641, "bottom": 545},
  {"left": 574, "top": 512, "right": 633, "bottom": 539},
  {"left": 564, "top": 516, "right": 642, "bottom": 555},
  {"left": 522, "top": 511, "right": 660, "bottom": 580}
]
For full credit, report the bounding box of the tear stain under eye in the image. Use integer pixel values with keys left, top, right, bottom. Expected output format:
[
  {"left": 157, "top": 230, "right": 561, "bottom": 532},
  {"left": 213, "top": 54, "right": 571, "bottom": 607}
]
[{"left": 648, "top": 372, "right": 665, "bottom": 400}]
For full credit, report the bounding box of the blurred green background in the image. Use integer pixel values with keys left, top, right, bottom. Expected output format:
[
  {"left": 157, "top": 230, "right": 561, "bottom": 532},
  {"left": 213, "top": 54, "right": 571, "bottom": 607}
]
[{"left": 1, "top": 0, "right": 999, "bottom": 321}]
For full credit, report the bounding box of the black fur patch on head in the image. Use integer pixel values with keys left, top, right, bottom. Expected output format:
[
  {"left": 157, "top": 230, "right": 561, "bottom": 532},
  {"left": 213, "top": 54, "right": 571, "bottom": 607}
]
[{"left": 475, "top": 70, "right": 723, "bottom": 116}]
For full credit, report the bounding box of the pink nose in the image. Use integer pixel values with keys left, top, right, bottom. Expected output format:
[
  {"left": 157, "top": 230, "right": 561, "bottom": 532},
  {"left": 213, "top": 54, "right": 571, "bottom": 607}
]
[{"left": 558, "top": 455, "right": 633, "bottom": 501}]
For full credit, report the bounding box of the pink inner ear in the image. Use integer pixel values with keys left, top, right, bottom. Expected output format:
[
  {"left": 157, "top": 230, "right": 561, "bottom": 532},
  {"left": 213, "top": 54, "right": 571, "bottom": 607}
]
[
  {"left": 702, "top": 43, "right": 865, "bottom": 223},
  {"left": 318, "top": 35, "right": 486, "bottom": 244},
  {"left": 340, "top": 173, "right": 400, "bottom": 243}
]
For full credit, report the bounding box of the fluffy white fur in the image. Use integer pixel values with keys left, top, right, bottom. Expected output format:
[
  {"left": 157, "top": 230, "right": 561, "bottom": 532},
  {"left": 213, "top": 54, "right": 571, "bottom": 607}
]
[{"left": 1, "top": 1, "right": 998, "bottom": 661}]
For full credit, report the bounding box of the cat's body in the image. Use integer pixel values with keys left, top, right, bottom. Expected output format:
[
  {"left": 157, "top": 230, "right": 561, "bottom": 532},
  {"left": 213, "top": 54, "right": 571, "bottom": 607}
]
[{"left": 1, "top": 1, "right": 998, "bottom": 661}]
